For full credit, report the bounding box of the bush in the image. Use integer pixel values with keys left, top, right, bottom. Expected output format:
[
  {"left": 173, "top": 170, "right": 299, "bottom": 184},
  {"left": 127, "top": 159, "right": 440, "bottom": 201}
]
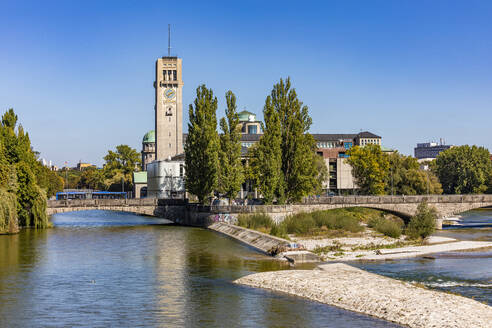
[
  {"left": 311, "top": 210, "right": 364, "bottom": 233},
  {"left": 237, "top": 213, "right": 274, "bottom": 231},
  {"left": 270, "top": 223, "right": 289, "bottom": 239},
  {"left": 406, "top": 202, "right": 436, "bottom": 240},
  {"left": 281, "top": 213, "right": 317, "bottom": 235}
]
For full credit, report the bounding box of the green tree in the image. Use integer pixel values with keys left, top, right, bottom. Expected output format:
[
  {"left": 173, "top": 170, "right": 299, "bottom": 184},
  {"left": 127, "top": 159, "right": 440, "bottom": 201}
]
[
  {"left": 386, "top": 152, "right": 442, "bottom": 195},
  {"left": 35, "top": 164, "right": 64, "bottom": 198},
  {"left": 434, "top": 145, "right": 492, "bottom": 194},
  {"left": 250, "top": 78, "right": 321, "bottom": 203},
  {"left": 218, "top": 91, "right": 244, "bottom": 203},
  {"left": 406, "top": 202, "right": 437, "bottom": 239},
  {"left": 184, "top": 85, "right": 220, "bottom": 203},
  {"left": 78, "top": 167, "right": 107, "bottom": 190},
  {"left": 346, "top": 144, "right": 389, "bottom": 195},
  {"left": 15, "top": 162, "right": 48, "bottom": 228},
  {"left": 249, "top": 91, "right": 282, "bottom": 204},
  {"left": 0, "top": 108, "right": 48, "bottom": 230},
  {"left": 103, "top": 144, "right": 141, "bottom": 191}
]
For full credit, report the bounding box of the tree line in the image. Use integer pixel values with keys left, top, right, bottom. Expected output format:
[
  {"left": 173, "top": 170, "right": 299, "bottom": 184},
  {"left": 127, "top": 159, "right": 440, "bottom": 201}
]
[
  {"left": 0, "top": 109, "right": 64, "bottom": 233},
  {"left": 59, "top": 144, "right": 141, "bottom": 192},
  {"left": 346, "top": 143, "right": 492, "bottom": 195},
  {"left": 185, "top": 78, "right": 326, "bottom": 204}
]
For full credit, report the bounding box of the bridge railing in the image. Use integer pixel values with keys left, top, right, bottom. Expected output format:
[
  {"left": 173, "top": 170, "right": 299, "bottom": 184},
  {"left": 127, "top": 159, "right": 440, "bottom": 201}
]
[{"left": 47, "top": 194, "right": 492, "bottom": 209}]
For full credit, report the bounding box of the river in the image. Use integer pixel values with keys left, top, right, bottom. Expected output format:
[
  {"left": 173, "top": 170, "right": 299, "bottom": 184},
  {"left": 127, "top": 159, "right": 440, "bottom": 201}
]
[
  {"left": 353, "top": 209, "right": 492, "bottom": 305},
  {"left": 0, "top": 210, "right": 399, "bottom": 328}
]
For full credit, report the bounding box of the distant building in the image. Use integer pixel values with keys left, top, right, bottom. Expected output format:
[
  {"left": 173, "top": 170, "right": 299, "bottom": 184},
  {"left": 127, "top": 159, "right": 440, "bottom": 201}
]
[
  {"left": 142, "top": 130, "right": 156, "bottom": 170},
  {"left": 414, "top": 141, "right": 452, "bottom": 160},
  {"left": 238, "top": 110, "right": 261, "bottom": 135},
  {"left": 77, "top": 162, "right": 96, "bottom": 171},
  {"left": 133, "top": 171, "right": 148, "bottom": 198}
]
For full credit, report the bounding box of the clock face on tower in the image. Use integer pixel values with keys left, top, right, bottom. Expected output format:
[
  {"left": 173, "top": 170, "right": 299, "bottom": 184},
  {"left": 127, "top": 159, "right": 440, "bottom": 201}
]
[{"left": 164, "top": 88, "right": 176, "bottom": 100}]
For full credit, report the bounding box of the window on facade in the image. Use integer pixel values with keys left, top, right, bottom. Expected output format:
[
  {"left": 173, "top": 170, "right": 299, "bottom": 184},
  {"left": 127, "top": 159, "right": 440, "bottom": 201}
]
[
  {"left": 169, "top": 132, "right": 171, "bottom": 136},
  {"left": 173, "top": 70, "right": 177, "bottom": 80},
  {"left": 247, "top": 125, "right": 257, "bottom": 134},
  {"left": 169, "top": 143, "right": 171, "bottom": 148}
]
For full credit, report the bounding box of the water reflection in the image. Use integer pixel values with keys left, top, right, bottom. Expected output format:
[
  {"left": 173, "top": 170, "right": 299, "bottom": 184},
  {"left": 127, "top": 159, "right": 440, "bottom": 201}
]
[{"left": 0, "top": 210, "right": 399, "bottom": 327}]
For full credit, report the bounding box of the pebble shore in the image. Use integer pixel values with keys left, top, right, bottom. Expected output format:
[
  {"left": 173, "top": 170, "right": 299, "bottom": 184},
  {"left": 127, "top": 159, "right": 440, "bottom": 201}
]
[{"left": 235, "top": 263, "right": 492, "bottom": 328}]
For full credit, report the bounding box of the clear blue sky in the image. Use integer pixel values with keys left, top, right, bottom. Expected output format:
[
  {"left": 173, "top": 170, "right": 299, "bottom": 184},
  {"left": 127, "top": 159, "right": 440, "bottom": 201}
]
[{"left": 1, "top": 0, "right": 491, "bottom": 167}]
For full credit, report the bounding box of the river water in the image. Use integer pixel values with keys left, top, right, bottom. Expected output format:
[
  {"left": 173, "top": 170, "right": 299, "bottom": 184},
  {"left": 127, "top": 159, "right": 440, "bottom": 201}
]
[
  {"left": 0, "top": 210, "right": 399, "bottom": 328},
  {"left": 353, "top": 209, "right": 492, "bottom": 305}
]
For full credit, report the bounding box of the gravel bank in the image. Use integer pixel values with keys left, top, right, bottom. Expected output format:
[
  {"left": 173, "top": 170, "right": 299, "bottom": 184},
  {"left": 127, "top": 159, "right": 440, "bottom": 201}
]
[{"left": 235, "top": 263, "right": 492, "bottom": 328}]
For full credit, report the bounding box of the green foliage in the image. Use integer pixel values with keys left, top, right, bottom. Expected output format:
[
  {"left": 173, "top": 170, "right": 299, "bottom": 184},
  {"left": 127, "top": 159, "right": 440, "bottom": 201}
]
[
  {"left": 406, "top": 202, "right": 437, "bottom": 240},
  {"left": 250, "top": 77, "right": 321, "bottom": 203},
  {"left": 0, "top": 108, "right": 50, "bottom": 231},
  {"left": 310, "top": 210, "right": 364, "bottom": 233},
  {"left": 281, "top": 213, "right": 317, "bottom": 235},
  {"left": 184, "top": 85, "right": 220, "bottom": 203},
  {"left": 78, "top": 167, "right": 106, "bottom": 190},
  {"left": 103, "top": 144, "right": 141, "bottom": 191},
  {"left": 0, "top": 189, "right": 18, "bottom": 234},
  {"left": 35, "top": 163, "right": 64, "bottom": 198},
  {"left": 434, "top": 145, "right": 492, "bottom": 194},
  {"left": 368, "top": 217, "right": 403, "bottom": 238},
  {"left": 15, "top": 162, "right": 48, "bottom": 228},
  {"left": 237, "top": 213, "right": 274, "bottom": 231},
  {"left": 249, "top": 90, "right": 282, "bottom": 204},
  {"left": 278, "top": 209, "right": 364, "bottom": 236},
  {"left": 218, "top": 91, "right": 244, "bottom": 202},
  {"left": 269, "top": 223, "right": 288, "bottom": 239},
  {"left": 386, "top": 152, "right": 442, "bottom": 195},
  {"left": 346, "top": 144, "right": 389, "bottom": 195}
]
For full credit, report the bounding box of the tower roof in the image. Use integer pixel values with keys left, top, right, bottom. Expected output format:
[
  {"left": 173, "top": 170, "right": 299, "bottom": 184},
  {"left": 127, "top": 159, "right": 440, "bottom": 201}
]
[
  {"left": 143, "top": 130, "right": 155, "bottom": 143},
  {"left": 238, "top": 110, "right": 257, "bottom": 122}
]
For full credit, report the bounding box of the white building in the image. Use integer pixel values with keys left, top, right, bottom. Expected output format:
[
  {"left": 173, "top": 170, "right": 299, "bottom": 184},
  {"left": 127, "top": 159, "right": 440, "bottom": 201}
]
[{"left": 147, "top": 159, "right": 185, "bottom": 199}]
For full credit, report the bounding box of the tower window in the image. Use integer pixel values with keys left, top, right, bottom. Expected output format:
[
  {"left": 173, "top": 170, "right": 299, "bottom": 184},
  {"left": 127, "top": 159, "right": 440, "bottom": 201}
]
[
  {"left": 169, "top": 132, "right": 171, "bottom": 136},
  {"left": 169, "top": 143, "right": 171, "bottom": 148},
  {"left": 248, "top": 125, "right": 257, "bottom": 134},
  {"left": 173, "top": 70, "right": 177, "bottom": 80},
  {"left": 166, "top": 107, "right": 172, "bottom": 116}
]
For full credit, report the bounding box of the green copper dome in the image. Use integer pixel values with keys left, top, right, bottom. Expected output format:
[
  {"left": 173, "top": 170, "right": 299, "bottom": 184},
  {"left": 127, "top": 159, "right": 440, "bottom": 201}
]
[
  {"left": 238, "top": 110, "right": 256, "bottom": 122},
  {"left": 142, "top": 130, "right": 155, "bottom": 143}
]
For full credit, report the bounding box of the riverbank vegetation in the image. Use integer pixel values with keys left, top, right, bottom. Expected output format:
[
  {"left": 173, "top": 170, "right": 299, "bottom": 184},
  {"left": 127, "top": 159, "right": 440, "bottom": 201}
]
[
  {"left": 0, "top": 109, "right": 62, "bottom": 233},
  {"left": 237, "top": 203, "right": 437, "bottom": 242}
]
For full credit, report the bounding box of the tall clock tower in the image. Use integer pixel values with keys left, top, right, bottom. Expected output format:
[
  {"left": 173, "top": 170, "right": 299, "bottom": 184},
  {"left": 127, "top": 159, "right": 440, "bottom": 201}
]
[{"left": 155, "top": 56, "right": 183, "bottom": 160}]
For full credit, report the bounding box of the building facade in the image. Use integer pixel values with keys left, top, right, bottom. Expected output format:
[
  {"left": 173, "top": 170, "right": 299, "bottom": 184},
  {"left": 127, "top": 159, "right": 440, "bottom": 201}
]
[
  {"left": 147, "top": 159, "right": 185, "bottom": 199},
  {"left": 414, "top": 142, "right": 452, "bottom": 160},
  {"left": 155, "top": 56, "right": 183, "bottom": 161},
  {"left": 141, "top": 130, "right": 156, "bottom": 171}
]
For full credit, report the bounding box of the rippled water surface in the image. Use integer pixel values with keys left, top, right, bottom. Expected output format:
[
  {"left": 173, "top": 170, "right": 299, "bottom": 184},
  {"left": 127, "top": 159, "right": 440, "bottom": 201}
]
[
  {"left": 353, "top": 209, "right": 492, "bottom": 305},
  {"left": 0, "top": 210, "right": 400, "bottom": 328}
]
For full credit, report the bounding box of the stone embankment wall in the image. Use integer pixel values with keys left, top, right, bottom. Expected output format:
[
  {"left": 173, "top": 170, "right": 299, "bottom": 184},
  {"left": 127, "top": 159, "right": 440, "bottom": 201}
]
[{"left": 208, "top": 222, "right": 320, "bottom": 263}]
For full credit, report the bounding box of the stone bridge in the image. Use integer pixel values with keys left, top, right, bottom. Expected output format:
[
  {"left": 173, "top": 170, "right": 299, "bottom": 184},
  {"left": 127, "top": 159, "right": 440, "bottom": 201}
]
[{"left": 47, "top": 195, "right": 492, "bottom": 228}]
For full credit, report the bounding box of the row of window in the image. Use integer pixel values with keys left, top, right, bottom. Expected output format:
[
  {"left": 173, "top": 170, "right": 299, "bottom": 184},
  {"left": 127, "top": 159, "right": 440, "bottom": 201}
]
[
  {"left": 163, "top": 70, "right": 177, "bottom": 81},
  {"left": 360, "top": 139, "right": 380, "bottom": 146},
  {"left": 317, "top": 142, "right": 340, "bottom": 149}
]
